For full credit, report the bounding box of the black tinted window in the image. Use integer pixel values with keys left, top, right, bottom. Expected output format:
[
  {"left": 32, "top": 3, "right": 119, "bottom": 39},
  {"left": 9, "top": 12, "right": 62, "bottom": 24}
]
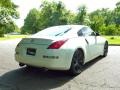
[
  {"left": 78, "top": 27, "right": 95, "bottom": 36},
  {"left": 77, "top": 29, "right": 83, "bottom": 36}
]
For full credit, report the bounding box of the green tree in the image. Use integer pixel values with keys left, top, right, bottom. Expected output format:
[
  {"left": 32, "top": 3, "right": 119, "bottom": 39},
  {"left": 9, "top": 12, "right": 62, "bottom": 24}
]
[
  {"left": 0, "top": 0, "right": 19, "bottom": 37},
  {"left": 22, "top": 8, "right": 40, "bottom": 34},
  {"left": 22, "top": 1, "right": 70, "bottom": 34},
  {"left": 113, "top": 1, "right": 120, "bottom": 26},
  {"left": 22, "top": 1, "right": 120, "bottom": 35},
  {"left": 4, "top": 22, "right": 19, "bottom": 33},
  {"left": 75, "top": 5, "right": 90, "bottom": 25},
  {"left": 104, "top": 24, "right": 116, "bottom": 35},
  {"left": 39, "top": 1, "right": 69, "bottom": 26},
  {"left": 89, "top": 9, "right": 105, "bottom": 32}
]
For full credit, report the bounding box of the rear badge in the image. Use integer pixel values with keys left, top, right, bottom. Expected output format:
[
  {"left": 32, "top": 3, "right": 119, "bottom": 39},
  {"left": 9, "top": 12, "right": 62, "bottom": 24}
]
[{"left": 43, "top": 55, "right": 59, "bottom": 59}]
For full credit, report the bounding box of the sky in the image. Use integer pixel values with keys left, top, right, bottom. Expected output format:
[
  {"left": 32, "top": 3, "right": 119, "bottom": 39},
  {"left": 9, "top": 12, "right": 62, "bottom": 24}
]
[{"left": 12, "top": 0, "right": 119, "bottom": 27}]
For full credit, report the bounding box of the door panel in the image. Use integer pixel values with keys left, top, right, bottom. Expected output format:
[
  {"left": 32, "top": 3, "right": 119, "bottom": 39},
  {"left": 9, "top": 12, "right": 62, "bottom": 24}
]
[
  {"left": 78, "top": 26, "right": 99, "bottom": 62},
  {"left": 85, "top": 36, "right": 97, "bottom": 62}
]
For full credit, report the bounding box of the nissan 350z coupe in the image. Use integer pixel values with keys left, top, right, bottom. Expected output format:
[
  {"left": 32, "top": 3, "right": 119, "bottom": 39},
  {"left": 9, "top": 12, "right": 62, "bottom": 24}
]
[{"left": 15, "top": 25, "right": 108, "bottom": 75}]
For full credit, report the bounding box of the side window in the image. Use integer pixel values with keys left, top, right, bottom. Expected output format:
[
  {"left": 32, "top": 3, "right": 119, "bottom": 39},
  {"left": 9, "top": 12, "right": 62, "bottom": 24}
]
[
  {"left": 77, "top": 27, "right": 96, "bottom": 36},
  {"left": 77, "top": 30, "right": 83, "bottom": 36},
  {"left": 91, "top": 31, "right": 96, "bottom": 36},
  {"left": 82, "top": 27, "right": 89, "bottom": 36},
  {"left": 77, "top": 27, "right": 88, "bottom": 36},
  {"left": 83, "top": 27, "right": 95, "bottom": 36},
  {"left": 88, "top": 28, "right": 96, "bottom": 36}
]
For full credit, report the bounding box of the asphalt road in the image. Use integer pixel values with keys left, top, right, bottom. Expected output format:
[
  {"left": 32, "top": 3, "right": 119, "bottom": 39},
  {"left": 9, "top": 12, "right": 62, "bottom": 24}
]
[{"left": 0, "top": 39, "right": 120, "bottom": 90}]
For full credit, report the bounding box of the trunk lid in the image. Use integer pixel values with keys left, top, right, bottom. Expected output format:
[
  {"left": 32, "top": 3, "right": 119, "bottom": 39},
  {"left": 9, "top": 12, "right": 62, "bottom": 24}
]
[{"left": 20, "top": 36, "right": 69, "bottom": 45}]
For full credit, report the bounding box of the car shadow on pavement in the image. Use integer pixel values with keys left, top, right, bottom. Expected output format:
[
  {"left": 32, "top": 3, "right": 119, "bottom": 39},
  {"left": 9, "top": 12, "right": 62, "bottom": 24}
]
[
  {"left": 0, "top": 56, "right": 104, "bottom": 90},
  {"left": 0, "top": 67, "right": 74, "bottom": 90},
  {"left": 83, "top": 56, "right": 104, "bottom": 71}
]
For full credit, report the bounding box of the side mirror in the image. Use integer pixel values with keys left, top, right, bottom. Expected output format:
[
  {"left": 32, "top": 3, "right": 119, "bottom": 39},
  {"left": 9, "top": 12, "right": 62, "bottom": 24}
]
[{"left": 96, "top": 32, "right": 100, "bottom": 36}]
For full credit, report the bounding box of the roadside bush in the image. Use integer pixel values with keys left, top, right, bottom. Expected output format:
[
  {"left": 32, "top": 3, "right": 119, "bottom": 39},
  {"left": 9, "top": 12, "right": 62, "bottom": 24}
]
[
  {"left": 104, "top": 24, "right": 116, "bottom": 35},
  {"left": 110, "top": 37, "right": 115, "bottom": 39},
  {"left": 0, "top": 29, "right": 4, "bottom": 37}
]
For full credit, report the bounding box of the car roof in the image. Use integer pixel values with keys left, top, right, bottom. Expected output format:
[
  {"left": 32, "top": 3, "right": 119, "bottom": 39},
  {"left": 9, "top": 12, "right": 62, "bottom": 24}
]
[
  {"left": 48, "top": 25, "right": 86, "bottom": 29},
  {"left": 32, "top": 25, "right": 88, "bottom": 37}
]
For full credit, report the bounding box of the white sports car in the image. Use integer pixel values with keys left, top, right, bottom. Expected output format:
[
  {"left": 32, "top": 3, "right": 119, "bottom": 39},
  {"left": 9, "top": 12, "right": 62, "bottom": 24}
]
[{"left": 15, "top": 25, "right": 108, "bottom": 75}]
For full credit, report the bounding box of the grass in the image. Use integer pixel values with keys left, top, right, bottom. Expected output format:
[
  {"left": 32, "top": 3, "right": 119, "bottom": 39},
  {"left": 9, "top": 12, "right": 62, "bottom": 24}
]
[
  {"left": 103, "top": 36, "right": 120, "bottom": 45},
  {"left": 0, "top": 34, "right": 29, "bottom": 40},
  {"left": 0, "top": 35, "right": 120, "bottom": 45}
]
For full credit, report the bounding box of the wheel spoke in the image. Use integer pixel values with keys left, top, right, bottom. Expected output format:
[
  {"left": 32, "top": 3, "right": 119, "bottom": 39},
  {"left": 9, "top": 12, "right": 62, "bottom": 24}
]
[
  {"left": 73, "top": 55, "right": 82, "bottom": 72},
  {"left": 70, "top": 50, "right": 84, "bottom": 75},
  {"left": 75, "top": 64, "right": 81, "bottom": 72}
]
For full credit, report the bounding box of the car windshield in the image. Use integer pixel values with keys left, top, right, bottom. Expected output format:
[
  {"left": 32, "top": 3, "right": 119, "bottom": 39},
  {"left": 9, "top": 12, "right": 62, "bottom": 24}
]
[{"left": 33, "top": 26, "right": 72, "bottom": 37}]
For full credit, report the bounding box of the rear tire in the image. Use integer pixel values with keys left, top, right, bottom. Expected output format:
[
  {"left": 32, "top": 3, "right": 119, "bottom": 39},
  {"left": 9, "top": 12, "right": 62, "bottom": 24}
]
[{"left": 69, "top": 49, "right": 84, "bottom": 76}]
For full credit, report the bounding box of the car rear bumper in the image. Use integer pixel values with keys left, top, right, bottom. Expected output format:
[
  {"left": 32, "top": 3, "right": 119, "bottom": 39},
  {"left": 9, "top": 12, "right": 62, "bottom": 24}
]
[{"left": 15, "top": 45, "right": 74, "bottom": 70}]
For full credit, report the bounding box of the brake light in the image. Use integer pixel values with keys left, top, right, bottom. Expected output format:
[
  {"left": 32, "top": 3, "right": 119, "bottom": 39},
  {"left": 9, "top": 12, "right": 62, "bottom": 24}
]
[{"left": 48, "top": 39, "right": 68, "bottom": 49}]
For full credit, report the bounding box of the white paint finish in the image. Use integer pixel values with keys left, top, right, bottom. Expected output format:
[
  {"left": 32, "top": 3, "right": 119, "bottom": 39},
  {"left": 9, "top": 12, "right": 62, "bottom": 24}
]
[{"left": 15, "top": 25, "right": 107, "bottom": 70}]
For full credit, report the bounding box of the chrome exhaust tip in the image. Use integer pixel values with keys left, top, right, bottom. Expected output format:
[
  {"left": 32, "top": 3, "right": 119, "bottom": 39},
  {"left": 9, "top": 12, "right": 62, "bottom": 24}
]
[{"left": 19, "top": 63, "right": 25, "bottom": 67}]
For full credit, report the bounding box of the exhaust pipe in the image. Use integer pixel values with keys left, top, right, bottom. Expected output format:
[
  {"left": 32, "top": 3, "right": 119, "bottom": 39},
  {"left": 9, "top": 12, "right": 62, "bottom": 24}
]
[{"left": 19, "top": 63, "right": 25, "bottom": 67}]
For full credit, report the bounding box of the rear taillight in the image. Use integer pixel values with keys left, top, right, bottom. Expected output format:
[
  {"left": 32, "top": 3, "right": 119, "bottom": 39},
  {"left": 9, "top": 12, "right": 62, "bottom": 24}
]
[{"left": 47, "top": 39, "right": 68, "bottom": 49}]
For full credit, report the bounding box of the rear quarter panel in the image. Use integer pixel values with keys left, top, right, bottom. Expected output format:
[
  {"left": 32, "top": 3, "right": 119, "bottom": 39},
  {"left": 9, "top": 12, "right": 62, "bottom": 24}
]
[{"left": 60, "top": 37, "right": 89, "bottom": 64}]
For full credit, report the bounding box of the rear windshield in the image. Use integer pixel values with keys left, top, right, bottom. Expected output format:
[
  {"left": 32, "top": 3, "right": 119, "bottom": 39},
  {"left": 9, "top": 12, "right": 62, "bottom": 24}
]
[{"left": 33, "top": 26, "right": 72, "bottom": 37}]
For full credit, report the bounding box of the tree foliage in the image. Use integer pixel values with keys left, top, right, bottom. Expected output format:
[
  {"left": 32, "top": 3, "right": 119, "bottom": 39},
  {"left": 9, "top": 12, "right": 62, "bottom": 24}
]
[
  {"left": 0, "top": 0, "right": 19, "bottom": 37},
  {"left": 22, "top": 1, "right": 72, "bottom": 34},
  {"left": 75, "top": 5, "right": 90, "bottom": 25},
  {"left": 21, "top": 8, "right": 40, "bottom": 34},
  {"left": 22, "top": 1, "right": 120, "bottom": 35}
]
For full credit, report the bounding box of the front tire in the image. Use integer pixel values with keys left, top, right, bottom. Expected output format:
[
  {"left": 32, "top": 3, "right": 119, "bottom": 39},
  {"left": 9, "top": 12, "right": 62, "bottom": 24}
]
[
  {"left": 102, "top": 42, "right": 108, "bottom": 57},
  {"left": 69, "top": 49, "right": 84, "bottom": 76}
]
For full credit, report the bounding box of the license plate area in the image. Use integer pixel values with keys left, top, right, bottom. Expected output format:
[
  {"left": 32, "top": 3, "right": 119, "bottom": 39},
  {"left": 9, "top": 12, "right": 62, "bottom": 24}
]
[{"left": 26, "top": 48, "right": 36, "bottom": 56}]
